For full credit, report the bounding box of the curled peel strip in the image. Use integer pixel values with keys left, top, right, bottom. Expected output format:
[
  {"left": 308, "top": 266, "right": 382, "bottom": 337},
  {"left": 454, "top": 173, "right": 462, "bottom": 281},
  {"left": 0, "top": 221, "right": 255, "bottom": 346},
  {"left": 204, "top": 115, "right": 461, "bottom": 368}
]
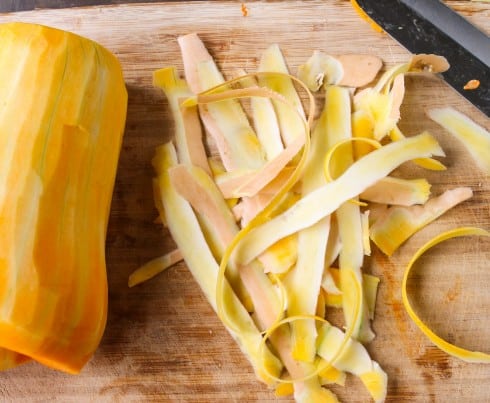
[
  {"left": 184, "top": 72, "right": 316, "bottom": 334},
  {"left": 258, "top": 268, "right": 362, "bottom": 383},
  {"left": 185, "top": 73, "right": 364, "bottom": 383},
  {"left": 323, "top": 137, "right": 382, "bottom": 207},
  {"left": 402, "top": 226, "right": 490, "bottom": 363},
  {"left": 323, "top": 137, "right": 382, "bottom": 183}
]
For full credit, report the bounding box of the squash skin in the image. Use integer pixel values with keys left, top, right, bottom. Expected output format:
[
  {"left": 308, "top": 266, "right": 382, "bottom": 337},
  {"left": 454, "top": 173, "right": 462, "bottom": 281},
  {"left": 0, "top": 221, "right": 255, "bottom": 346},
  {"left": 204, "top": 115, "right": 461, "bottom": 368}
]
[{"left": 0, "top": 22, "right": 127, "bottom": 374}]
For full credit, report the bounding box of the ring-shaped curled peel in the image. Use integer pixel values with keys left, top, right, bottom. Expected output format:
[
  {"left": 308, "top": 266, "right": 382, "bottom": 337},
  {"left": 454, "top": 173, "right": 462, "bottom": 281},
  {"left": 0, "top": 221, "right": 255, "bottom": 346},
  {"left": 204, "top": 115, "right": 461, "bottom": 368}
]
[
  {"left": 402, "top": 227, "right": 490, "bottom": 363},
  {"left": 323, "top": 137, "right": 382, "bottom": 182},
  {"left": 258, "top": 268, "right": 362, "bottom": 384},
  {"left": 323, "top": 138, "right": 382, "bottom": 208},
  {"left": 183, "top": 72, "right": 315, "bottom": 335}
]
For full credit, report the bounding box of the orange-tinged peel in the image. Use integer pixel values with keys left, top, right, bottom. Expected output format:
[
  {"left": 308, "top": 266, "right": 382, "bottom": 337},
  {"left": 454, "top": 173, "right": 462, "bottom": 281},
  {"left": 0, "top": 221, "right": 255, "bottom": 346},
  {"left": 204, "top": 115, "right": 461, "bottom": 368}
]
[{"left": 350, "top": 0, "right": 385, "bottom": 33}]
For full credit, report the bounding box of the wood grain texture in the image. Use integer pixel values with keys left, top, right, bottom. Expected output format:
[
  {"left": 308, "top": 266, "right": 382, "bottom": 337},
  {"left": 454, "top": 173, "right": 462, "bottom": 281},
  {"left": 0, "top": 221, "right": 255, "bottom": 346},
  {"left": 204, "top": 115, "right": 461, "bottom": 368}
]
[
  {"left": 0, "top": 0, "right": 176, "bottom": 12},
  {"left": 0, "top": 1, "right": 489, "bottom": 402}
]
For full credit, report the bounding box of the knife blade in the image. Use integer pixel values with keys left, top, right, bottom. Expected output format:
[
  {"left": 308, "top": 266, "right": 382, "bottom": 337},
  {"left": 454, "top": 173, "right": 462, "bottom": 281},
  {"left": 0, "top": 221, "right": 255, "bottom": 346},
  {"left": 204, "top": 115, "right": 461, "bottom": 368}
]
[{"left": 352, "top": 0, "right": 490, "bottom": 117}]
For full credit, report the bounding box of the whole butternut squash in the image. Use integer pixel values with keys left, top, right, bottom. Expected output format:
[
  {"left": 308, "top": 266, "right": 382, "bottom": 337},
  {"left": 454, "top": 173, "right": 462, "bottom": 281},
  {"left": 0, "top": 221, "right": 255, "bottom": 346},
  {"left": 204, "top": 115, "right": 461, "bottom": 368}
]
[{"left": 0, "top": 22, "right": 127, "bottom": 374}]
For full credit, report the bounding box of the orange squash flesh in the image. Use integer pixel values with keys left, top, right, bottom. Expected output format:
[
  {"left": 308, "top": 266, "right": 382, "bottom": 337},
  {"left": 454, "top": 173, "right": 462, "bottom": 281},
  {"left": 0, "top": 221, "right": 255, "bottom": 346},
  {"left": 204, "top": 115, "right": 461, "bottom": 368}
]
[{"left": 0, "top": 22, "right": 127, "bottom": 374}]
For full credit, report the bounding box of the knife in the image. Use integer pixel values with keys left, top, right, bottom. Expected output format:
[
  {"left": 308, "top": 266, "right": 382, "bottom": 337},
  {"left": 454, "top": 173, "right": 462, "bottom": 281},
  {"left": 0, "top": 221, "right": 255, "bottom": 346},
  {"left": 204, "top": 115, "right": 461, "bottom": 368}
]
[{"left": 351, "top": 0, "right": 490, "bottom": 117}]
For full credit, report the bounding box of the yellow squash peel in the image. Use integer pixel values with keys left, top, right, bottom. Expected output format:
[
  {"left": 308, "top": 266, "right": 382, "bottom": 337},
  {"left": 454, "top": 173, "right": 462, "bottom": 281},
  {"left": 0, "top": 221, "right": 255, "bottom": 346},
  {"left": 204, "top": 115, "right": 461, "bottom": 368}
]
[
  {"left": 428, "top": 107, "right": 490, "bottom": 175},
  {"left": 402, "top": 227, "right": 490, "bottom": 363},
  {"left": 138, "top": 32, "right": 489, "bottom": 402}
]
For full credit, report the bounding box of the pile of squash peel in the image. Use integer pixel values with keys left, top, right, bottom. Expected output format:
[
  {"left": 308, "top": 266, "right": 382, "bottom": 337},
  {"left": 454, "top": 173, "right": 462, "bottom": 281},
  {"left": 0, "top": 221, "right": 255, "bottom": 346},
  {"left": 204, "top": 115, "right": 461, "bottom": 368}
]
[{"left": 130, "top": 33, "right": 490, "bottom": 402}]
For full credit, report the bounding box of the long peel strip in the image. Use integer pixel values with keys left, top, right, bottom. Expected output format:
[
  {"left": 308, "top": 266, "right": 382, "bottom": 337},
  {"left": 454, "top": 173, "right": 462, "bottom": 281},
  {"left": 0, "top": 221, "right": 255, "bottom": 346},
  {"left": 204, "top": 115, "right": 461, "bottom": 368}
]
[
  {"left": 323, "top": 85, "right": 373, "bottom": 342},
  {"left": 153, "top": 67, "right": 210, "bottom": 173},
  {"left": 402, "top": 227, "right": 490, "bottom": 363},
  {"left": 285, "top": 91, "right": 336, "bottom": 363},
  {"left": 237, "top": 132, "right": 444, "bottom": 265},
  {"left": 184, "top": 72, "right": 316, "bottom": 336},
  {"left": 427, "top": 107, "right": 490, "bottom": 175},
  {"left": 154, "top": 142, "right": 283, "bottom": 383},
  {"left": 128, "top": 249, "right": 183, "bottom": 287},
  {"left": 258, "top": 44, "right": 306, "bottom": 146}
]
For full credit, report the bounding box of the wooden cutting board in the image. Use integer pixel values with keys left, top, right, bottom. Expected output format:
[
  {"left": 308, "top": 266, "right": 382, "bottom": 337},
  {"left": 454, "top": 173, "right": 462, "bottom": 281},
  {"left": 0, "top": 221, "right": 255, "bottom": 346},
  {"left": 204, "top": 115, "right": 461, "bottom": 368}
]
[{"left": 0, "top": 1, "right": 489, "bottom": 402}]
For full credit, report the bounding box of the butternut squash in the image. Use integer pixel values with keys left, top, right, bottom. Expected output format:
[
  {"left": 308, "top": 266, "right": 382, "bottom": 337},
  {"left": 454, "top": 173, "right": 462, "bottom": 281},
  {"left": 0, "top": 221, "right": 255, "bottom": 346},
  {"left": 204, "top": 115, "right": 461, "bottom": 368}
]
[{"left": 0, "top": 22, "right": 127, "bottom": 374}]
